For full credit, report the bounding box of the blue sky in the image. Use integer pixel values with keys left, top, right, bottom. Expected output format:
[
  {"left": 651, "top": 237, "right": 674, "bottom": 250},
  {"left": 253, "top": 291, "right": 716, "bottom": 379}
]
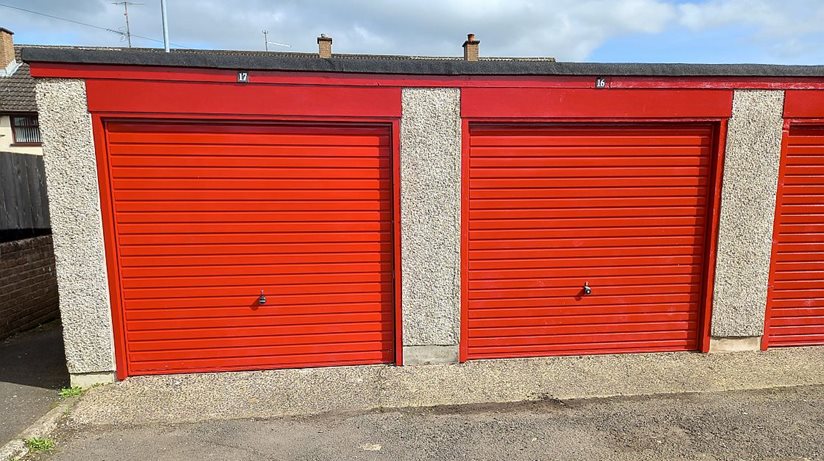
[{"left": 2, "top": 0, "right": 823, "bottom": 64}]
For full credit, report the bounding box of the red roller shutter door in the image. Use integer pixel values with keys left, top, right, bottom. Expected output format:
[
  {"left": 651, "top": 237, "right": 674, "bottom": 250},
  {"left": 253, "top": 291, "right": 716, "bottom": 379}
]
[
  {"left": 466, "top": 124, "right": 714, "bottom": 359},
  {"left": 766, "top": 124, "right": 824, "bottom": 347},
  {"left": 104, "top": 122, "right": 395, "bottom": 375}
]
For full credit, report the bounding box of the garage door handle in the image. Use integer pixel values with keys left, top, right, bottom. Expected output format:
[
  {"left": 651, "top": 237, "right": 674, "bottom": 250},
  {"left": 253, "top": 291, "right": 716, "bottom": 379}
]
[{"left": 583, "top": 282, "right": 592, "bottom": 296}]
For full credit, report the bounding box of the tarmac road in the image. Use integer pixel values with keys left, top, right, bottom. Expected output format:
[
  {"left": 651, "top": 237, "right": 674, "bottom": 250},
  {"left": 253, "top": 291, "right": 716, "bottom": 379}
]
[
  {"left": 0, "top": 322, "right": 68, "bottom": 446},
  {"left": 27, "top": 385, "right": 824, "bottom": 461}
]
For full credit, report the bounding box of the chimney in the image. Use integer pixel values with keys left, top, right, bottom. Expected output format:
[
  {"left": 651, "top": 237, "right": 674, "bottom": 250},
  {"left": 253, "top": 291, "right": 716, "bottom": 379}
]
[
  {"left": 463, "top": 33, "right": 480, "bottom": 62},
  {"left": 0, "top": 28, "right": 15, "bottom": 71},
  {"left": 317, "top": 34, "right": 332, "bottom": 59}
]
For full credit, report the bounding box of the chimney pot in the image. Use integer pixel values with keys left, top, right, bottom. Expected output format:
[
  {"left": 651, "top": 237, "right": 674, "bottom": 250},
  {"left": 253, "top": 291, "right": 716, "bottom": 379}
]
[
  {"left": 317, "top": 34, "right": 333, "bottom": 59},
  {"left": 462, "top": 33, "right": 480, "bottom": 62},
  {"left": 0, "top": 28, "right": 15, "bottom": 71}
]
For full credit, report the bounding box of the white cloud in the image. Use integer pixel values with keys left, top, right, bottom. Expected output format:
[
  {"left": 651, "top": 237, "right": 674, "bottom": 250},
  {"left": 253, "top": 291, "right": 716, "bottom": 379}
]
[
  {"left": 1, "top": 0, "right": 677, "bottom": 60},
  {"left": 676, "top": 0, "right": 824, "bottom": 59},
  {"left": 1, "top": 0, "right": 823, "bottom": 63}
]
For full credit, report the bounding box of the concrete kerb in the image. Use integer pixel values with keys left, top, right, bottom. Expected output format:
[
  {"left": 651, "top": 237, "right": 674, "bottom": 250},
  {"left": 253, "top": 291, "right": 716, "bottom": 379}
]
[
  {"left": 66, "top": 347, "right": 824, "bottom": 427},
  {"left": 69, "top": 372, "right": 115, "bottom": 388},
  {"left": 0, "top": 396, "right": 79, "bottom": 461}
]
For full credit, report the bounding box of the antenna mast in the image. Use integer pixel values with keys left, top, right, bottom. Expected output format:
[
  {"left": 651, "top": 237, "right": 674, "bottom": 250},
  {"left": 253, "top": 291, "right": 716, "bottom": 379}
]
[
  {"left": 113, "top": 1, "right": 143, "bottom": 47},
  {"left": 262, "top": 30, "right": 290, "bottom": 51},
  {"left": 161, "top": 0, "right": 170, "bottom": 52}
]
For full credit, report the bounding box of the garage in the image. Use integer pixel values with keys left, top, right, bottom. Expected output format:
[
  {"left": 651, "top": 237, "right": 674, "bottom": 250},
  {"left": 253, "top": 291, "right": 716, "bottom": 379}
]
[
  {"left": 103, "top": 121, "right": 396, "bottom": 375},
  {"left": 765, "top": 124, "right": 824, "bottom": 348},
  {"left": 30, "top": 44, "right": 824, "bottom": 384},
  {"left": 466, "top": 124, "right": 715, "bottom": 359}
]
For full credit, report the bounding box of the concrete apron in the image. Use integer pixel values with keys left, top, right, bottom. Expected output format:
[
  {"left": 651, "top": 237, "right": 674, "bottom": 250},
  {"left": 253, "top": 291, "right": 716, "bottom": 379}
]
[{"left": 69, "top": 347, "right": 824, "bottom": 427}]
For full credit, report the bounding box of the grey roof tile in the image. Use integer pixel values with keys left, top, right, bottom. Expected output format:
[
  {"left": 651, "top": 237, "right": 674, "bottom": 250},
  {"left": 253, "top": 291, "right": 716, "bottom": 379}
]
[
  {"left": 21, "top": 45, "right": 824, "bottom": 77},
  {"left": 0, "top": 47, "right": 37, "bottom": 113}
]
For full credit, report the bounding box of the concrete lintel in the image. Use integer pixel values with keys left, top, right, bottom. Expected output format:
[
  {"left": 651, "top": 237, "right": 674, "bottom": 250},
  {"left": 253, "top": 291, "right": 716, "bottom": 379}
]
[
  {"left": 70, "top": 372, "right": 116, "bottom": 388},
  {"left": 709, "top": 337, "right": 762, "bottom": 353},
  {"left": 403, "top": 345, "right": 459, "bottom": 365}
]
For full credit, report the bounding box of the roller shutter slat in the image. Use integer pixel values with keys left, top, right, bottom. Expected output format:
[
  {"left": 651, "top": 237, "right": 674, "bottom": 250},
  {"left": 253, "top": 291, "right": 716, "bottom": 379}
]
[
  {"left": 767, "top": 125, "right": 824, "bottom": 347},
  {"left": 106, "top": 121, "right": 395, "bottom": 375},
  {"left": 466, "top": 124, "right": 713, "bottom": 358},
  {"left": 129, "top": 351, "right": 392, "bottom": 375}
]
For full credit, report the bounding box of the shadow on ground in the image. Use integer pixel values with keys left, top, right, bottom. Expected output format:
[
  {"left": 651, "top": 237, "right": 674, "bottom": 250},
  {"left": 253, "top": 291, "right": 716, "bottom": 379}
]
[{"left": 0, "top": 321, "right": 69, "bottom": 445}]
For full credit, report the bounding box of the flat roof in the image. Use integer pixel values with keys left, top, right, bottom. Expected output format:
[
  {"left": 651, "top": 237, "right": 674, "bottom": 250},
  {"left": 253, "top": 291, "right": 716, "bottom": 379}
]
[{"left": 21, "top": 46, "right": 824, "bottom": 77}]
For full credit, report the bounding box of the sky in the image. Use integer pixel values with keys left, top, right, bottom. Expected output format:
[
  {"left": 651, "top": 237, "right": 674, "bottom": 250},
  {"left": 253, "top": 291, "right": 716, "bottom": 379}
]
[{"left": 1, "top": 0, "right": 823, "bottom": 64}]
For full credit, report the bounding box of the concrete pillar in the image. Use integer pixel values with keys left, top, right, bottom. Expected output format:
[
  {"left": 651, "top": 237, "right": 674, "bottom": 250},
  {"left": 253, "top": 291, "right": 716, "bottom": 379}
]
[
  {"left": 34, "top": 79, "right": 116, "bottom": 386},
  {"left": 399, "top": 88, "right": 462, "bottom": 364},
  {"left": 710, "top": 90, "right": 785, "bottom": 351}
]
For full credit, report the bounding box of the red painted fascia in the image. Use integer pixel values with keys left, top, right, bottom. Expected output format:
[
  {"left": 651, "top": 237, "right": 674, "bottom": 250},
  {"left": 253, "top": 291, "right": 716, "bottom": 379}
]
[
  {"left": 462, "top": 88, "right": 733, "bottom": 118},
  {"left": 784, "top": 90, "right": 824, "bottom": 118},
  {"left": 84, "top": 79, "right": 401, "bottom": 117},
  {"left": 28, "top": 62, "right": 824, "bottom": 90}
]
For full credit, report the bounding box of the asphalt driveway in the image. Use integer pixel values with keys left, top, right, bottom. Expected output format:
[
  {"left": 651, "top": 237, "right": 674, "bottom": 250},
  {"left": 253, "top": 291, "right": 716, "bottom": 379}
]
[
  {"left": 0, "top": 322, "right": 68, "bottom": 446},
  {"left": 27, "top": 385, "right": 824, "bottom": 461}
]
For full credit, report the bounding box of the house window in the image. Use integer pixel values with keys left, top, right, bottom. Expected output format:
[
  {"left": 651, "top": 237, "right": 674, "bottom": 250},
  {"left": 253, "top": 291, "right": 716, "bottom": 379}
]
[{"left": 11, "top": 115, "right": 42, "bottom": 145}]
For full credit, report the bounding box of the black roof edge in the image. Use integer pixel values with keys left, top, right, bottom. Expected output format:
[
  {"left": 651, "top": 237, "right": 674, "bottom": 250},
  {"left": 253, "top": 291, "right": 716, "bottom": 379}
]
[{"left": 21, "top": 46, "right": 824, "bottom": 77}]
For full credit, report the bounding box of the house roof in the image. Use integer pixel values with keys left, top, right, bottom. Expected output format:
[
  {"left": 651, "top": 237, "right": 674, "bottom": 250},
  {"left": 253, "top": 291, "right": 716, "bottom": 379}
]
[
  {"left": 20, "top": 45, "right": 824, "bottom": 77},
  {"left": 0, "top": 47, "right": 37, "bottom": 113}
]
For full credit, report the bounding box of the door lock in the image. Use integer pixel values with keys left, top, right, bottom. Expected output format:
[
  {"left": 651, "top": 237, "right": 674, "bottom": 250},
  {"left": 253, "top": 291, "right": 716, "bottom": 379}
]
[
  {"left": 258, "top": 290, "right": 267, "bottom": 305},
  {"left": 583, "top": 282, "right": 592, "bottom": 296}
]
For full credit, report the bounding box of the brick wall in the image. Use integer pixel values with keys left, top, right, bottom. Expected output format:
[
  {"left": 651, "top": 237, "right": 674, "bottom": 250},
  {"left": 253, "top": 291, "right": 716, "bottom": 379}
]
[{"left": 0, "top": 234, "right": 59, "bottom": 340}]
